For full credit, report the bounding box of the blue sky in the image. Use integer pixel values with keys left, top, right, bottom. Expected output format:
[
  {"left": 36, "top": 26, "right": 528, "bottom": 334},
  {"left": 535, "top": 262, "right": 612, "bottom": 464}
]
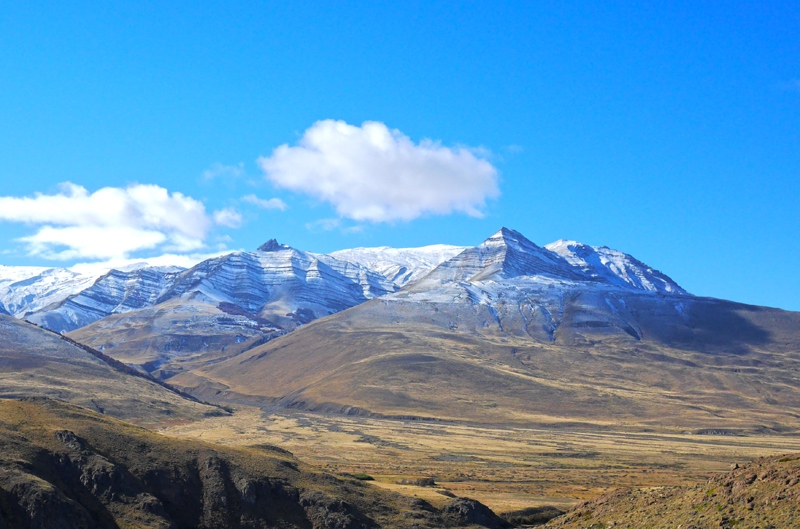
[{"left": 0, "top": 2, "right": 798, "bottom": 310}]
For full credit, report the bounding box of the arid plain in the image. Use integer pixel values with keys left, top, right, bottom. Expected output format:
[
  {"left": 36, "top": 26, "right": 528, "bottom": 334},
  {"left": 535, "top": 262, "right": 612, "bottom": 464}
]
[{"left": 163, "top": 405, "right": 800, "bottom": 515}]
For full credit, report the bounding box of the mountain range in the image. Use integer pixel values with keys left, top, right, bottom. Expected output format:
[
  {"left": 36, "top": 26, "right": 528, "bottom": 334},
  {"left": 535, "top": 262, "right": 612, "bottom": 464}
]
[
  {"left": 1, "top": 228, "right": 678, "bottom": 373},
  {"left": 0, "top": 228, "right": 689, "bottom": 338},
  {"left": 3, "top": 227, "right": 800, "bottom": 431}
]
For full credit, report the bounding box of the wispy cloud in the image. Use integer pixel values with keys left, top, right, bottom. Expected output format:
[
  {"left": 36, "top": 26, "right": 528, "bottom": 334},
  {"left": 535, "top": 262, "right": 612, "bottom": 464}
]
[
  {"left": 305, "top": 218, "right": 342, "bottom": 232},
  {"left": 202, "top": 162, "right": 245, "bottom": 181},
  {"left": 242, "top": 194, "right": 288, "bottom": 211},
  {"left": 258, "top": 120, "right": 500, "bottom": 223},
  {"left": 0, "top": 182, "right": 239, "bottom": 261},
  {"left": 305, "top": 218, "right": 363, "bottom": 234}
]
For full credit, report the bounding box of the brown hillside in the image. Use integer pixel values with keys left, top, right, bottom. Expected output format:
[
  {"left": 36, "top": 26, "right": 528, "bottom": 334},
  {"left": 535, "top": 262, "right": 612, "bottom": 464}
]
[
  {"left": 0, "top": 314, "right": 221, "bottom": 426},
  {"left": 169, "top": 296, "right": 800, "bottom": 431}
]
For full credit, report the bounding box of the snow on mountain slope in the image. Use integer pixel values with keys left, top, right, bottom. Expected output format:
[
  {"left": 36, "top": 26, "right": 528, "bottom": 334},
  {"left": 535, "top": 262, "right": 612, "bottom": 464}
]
[
  {"left": 329, "top": 244, "right": 466, "bottom": 287},
  {"left": 157, "top": 241, "right": 396, "bottom": 326},
  {"left": 26, "top": 266, "right": 185, "bottom": 333},
  {"left": 412, "top": 228, "right": 589, "bottom": 288},
  {"left": 0, "top": 266, "right": 102, "bottom": 317},
  {"left": 1, "top": 230, "right": 690, "bottom": 342},
  {"left": 391, "top": 228, "right": 692, "bottom": 343},
  {"left": 545, "top": 239, "right": 688, "bottom": 295}
]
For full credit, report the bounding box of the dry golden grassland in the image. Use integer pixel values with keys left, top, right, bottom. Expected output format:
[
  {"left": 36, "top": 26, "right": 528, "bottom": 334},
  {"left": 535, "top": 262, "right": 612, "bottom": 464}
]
[{"left": 162, "top": 406, "right": 800, "bottom": 516}]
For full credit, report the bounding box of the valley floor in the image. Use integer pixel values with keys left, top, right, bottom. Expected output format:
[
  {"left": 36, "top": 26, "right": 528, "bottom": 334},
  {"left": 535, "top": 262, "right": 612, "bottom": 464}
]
[{"left": 161, "top": 406, "right": 800, "bottom": 516}]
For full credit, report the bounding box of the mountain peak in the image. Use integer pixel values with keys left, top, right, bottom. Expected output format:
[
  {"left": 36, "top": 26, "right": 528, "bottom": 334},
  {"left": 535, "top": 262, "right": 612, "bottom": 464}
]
[
  {"left": 257, "top": 239, "right": 290, "bottom": 252},
  {"left": 415, "top": 228, "right": 583, "bottom": 285},
  {"left": 488, "top": 227, "right": 527, "bottom": 243},
  {"left": 484, "top": 227, "right": 543, "bottom": 252}
]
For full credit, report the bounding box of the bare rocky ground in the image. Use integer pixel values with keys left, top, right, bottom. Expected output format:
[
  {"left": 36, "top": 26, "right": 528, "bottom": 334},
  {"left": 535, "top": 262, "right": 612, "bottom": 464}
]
[{"left": 545, "top": 453, "right": 800, "bottom": 528}]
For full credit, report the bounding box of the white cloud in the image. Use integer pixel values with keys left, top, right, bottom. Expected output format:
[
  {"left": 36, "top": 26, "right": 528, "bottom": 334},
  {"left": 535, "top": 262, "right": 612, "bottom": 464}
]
[
  {"left": 213, "top": 207, "right": 243, "bottom": 228},
  {"left": 0, "top": 183, "right": 223, "bottom": 261},
  {"left": 202, "top": 162, "right": 245, "bottom": 180},
  {"left": 258, "top": 120, "right": 500, "bottom": 222},
  {"left": 242, "top": 194, "right": 288, "bottom": 211}
]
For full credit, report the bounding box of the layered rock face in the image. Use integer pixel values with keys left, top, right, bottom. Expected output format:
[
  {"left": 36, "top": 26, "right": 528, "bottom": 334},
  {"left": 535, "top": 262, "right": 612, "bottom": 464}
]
[
  {"left": 27, "top": 266, "right": 183, "bottom": 333},
  {"left": 159, "top": 246, "right": 395, "bottom": 326},
  {"left": 1, "top": 229, "right": 692, "bottom": 340}
]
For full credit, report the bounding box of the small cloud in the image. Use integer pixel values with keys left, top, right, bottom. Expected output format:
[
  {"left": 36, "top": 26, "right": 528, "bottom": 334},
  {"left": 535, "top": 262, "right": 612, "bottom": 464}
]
[
  {"left": 305, "top": 218, "right": 341, "bottom": 232},
  {"left": 213, "top": 207, "right": 243, "bottom": 228},
  {"left": 242, "top": 194, "right": 288, "bottom": 211},
  {"left": 258, "top": 120, "right": 500, "bottom": 223},
  {"left": 305, "top": 218, "right": 364, "bottom": 234},
  {"left": 203, "top": 162, "right": 245, "bottom": 181},
  {"left": 506, "top": 144, "right": 524, "bottom": 153}
]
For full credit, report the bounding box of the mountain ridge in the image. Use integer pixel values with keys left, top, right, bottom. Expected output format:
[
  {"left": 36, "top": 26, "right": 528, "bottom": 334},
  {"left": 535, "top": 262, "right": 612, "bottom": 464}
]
[{"left": 0, "top": 228, "right": 693, "bottom": 337}]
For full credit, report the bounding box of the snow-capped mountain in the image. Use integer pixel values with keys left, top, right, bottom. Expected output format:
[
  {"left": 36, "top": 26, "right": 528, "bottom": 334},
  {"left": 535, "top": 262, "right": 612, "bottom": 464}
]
[
  {"left": 544, "top": 239, "right": 686, "bottom": 294},
  {"left": 329, "top": 244, "right": 466, "bottom": 287},
  {"left": 385, "top": 228, "right": 691, "bottom": 342},
  {"left": 26, "top": 266, "right": 185, "bottom": 333},
  {"left": 66, "top": 241, "right": 401, "bottom": 370},
  {"left": 412, "top": 228, "right": 588, "bottom": 286},
  {"left": 16, "top": 240, "right": 399, "bottom": 334},
  {"left": 0, "top": 229, "right": 689, "bottom": 344},
  {"left": 157, "top": 240, "right": 395, "bottom": 326},
  {"left": 411, "top": 228, "right": 688, "bottom": 294},
  {"left": 0, "top": 266, "right": 102, "bottom": 317}
]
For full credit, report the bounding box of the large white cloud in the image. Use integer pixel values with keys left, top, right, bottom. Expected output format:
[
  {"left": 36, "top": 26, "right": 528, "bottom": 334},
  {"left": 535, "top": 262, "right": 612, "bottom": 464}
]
[
  {"left": 258, "top": 120, "right": 500, "bottom": 222},
  {"left": 0, "top": 183, "right": 239, "bottom": 260}
]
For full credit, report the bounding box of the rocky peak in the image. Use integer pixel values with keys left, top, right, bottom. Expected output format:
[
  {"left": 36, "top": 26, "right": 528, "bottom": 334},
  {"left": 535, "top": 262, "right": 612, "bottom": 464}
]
[{"left": 257, "top": 239, "right": 290, "bottom": 253}]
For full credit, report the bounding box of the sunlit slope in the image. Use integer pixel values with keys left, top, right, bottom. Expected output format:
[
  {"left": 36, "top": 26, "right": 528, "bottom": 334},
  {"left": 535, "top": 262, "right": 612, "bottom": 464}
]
[
  {"left": 67, "top": 297, "right": 283, "bottom": 372},
  {"left": 0, "top": 314, "right": 221, "bottom": 425},
  {"left": 172, "top": 294, "right": 800, "bottom": 430}
]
